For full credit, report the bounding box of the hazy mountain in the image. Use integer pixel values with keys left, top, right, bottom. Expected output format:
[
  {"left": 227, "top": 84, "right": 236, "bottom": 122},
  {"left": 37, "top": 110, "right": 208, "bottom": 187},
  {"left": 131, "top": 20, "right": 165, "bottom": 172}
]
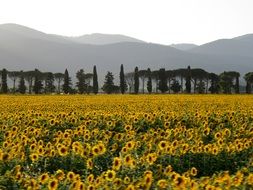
[
  {"left": 68, "top": 33, "right": 145, "bottom": 45},
  {"left": 170, "top": 43, "right": 198, "bottom": 51},
  {"left": 0, "top": 23, "right": 252, "bottom": 81},
  {"left": 0, "top": 23, "right": 75, "bottom": 44},
  {"left": 189, "top": 34, "right": 253, "bottom": 58}
]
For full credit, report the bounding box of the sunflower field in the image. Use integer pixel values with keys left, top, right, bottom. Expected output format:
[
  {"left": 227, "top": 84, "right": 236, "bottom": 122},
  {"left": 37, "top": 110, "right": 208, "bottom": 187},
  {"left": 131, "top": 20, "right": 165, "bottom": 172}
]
[{"left": 0, "top": 95, "right": 253, "bottom": 190}]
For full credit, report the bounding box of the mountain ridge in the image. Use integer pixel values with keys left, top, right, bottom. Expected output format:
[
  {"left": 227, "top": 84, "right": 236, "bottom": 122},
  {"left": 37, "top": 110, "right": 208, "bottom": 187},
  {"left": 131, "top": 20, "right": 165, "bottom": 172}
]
[{"left": 0, "top": 23, "right": 252, "bottom": 79}]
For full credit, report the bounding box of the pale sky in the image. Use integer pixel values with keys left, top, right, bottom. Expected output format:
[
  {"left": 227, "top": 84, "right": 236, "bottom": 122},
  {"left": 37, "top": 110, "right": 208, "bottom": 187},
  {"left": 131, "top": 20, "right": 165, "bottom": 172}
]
[{"left": 0, "top": 0, "right": 252, "bottom": 45}]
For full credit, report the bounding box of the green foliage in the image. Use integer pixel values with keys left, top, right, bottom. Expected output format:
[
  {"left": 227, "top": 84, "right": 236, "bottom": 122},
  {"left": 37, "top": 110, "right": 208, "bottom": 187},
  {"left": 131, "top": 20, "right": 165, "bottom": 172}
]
[
  {"left": 102, "top": 72, "right": 119, "bottom": 94},
  {"left": 158, "top": 68, "right": 168, "bottom": 93},
  {"left": 120, "top": 64, "right": 127, "bottom": 94},
  {"left": 62, "top": 69, "right": 72, "bottom": 94},
  {"left": 147, "top": 68, "right": 152, "bottom": 94},
  {"left": 18, "top": 73, "right": 26, "bottom": 94},
  {"left": 185, "top": 66, "right": 191, "bottom": 93},
  {"left": 44, "top": 72, "right": 55, "bottom": 93},
  {"left": 170, "top": 79, "right": 181, "bottom": 93},
  {"left": 33, "top": 69, "right": 43, "bottom": 94},
  {"left": 1, "top": 68, "right": 8, "bottom": 93},
  {"left": 134, "top": 67, "right": 139, "bottom": 94},
  {"left": 76, "top": 69, "right": 86, "bottom": 94},
  {"left": 93, "top": 65, "right": 99, "bottom": 94}
]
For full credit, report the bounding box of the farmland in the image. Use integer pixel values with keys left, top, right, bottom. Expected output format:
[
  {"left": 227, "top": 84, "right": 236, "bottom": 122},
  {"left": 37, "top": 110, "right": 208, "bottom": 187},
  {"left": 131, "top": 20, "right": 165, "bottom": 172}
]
[{"left": 0, "top": 95, "right": 253, "bottom": 189}]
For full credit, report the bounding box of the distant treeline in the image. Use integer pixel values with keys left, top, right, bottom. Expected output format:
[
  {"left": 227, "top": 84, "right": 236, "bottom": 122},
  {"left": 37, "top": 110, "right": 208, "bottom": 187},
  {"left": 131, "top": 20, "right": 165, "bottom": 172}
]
[{"left": 0, "top": 65, "right": 253, "bottom": 94}]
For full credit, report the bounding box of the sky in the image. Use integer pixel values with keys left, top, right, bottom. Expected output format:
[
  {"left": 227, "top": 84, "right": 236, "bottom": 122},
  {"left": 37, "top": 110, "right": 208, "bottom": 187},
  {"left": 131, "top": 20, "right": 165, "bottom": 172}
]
[{"left": 0, "top": 0, "right": 252, "bottom": 45}]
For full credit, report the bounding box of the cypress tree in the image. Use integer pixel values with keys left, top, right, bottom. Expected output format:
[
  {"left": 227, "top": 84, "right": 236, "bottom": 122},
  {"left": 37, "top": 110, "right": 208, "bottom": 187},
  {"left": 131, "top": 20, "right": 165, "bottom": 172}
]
[
  {"left": 158, "top": 68, "right": 168, "bottom": 93},
  {"left": 134, "top": 67, "right": 139, "bottom": 94},
  {"left": 18, "top": 71, "right": 26, "bottom": 94},
  {"left": 147, "top": 68, "right": 152, "bottom": 94},
  {"left": 185, "top": 66, "right": 191, "bottom": 93},
  {"left": 62, "top": 69, "right": 72, "bottom": 94},
  {"left": 93, "top": 65, "right": 98, "bottom": 94},
  {"left": 120, "top": 64, "right": 127, "bottom": 94},
  {"left": 33, "top": 69, "right": 43, "bottom": 94},
  {"left": 76, "top": 69, "right": 86, "bottom": 94},
  {"left": 1, "top": 68, "right": 8, "bottom": 93}
]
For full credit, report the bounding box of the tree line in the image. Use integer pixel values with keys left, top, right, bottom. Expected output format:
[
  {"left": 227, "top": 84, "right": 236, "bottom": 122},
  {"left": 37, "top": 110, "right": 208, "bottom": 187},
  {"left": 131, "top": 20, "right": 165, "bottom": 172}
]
[{"left": 0, "top": 65, "right": 253, "bottom": 94}]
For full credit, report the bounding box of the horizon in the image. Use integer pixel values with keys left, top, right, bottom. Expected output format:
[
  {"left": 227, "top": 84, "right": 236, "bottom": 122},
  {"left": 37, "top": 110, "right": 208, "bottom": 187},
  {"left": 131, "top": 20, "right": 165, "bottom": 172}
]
[{"left": 1, "top": 0, "right": 253, "bottom": 45}]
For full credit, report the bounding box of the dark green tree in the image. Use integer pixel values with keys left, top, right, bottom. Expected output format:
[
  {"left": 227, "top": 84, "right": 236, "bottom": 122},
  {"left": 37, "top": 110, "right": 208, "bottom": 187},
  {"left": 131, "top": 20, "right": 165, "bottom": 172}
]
[
  {"left": 24, "top": 70, "right": 36, "bottom": 94},
  {"left": 219, "top": 72, "right": 234, "bottom": 94},
  {"left": 196, "top": 80, "right": 205, "bottom": 94},
  {"left": 134, "top": 67, "right": 139, "bottom": 94},
  {"left": 173, "top": 68, "right": 186, "bottom": 93},
  {"left": 185, "top": 66, "right": 191, "bottom": 93},
  {"left": 208, "top": 73, "right": 220, "bottom": 94},
  {"left": 18, "top": 71, "right": 26, "bottom": 94},
  {"left": 1, "top": 68, "right": 8, "bottom": 93},
  {"left": 147, "top": 68, "right": 152, "bottom": 94},
  {"left": 93, "top": 65, "right": 98, "bottom": 94},
  {"left": 120, "top": 64, "right": 127, "bottom": 94},
  {"left": 33, "top": 69, "right": 43, "bottom": 94},
  {"left": 102, "top": 72, "right": 117, "bottom": 94},
  {"left": 62, "top": 69, "right": 72, "bottom": 94},
  {"left": 54, "top": 73, "right": 64, "bottom": 94},
  {"left": 191, "top": 68, "right": 208, "bottom": 93},
  {"left": 244, "top": 72, "right": 253, "bottom": 94},
  {"left": 76, "top": 69, "right": 86, "bottom": 94},
  {"left": 8, "top": 71, "right": 20, "bottom": 93},
  {"left": 158, "top": 68, "right": 168, "bottom": 93},
  {"left": 166, "top": 70, "right": 175, "bottom": 93},
  {"left": 45, "top": 72, "right": 55, "bottom": 93},
  {"left": 170, "top": 79, "right": 181, "bottom": 93}
]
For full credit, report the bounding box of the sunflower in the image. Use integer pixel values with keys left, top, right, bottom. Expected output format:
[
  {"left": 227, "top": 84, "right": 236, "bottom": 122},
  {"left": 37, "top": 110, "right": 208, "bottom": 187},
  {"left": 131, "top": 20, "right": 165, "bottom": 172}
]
[
  {"left": 55, "top": 169, "right": 65, "bottom": 181},
  {"left": 87, "top": 174, "right": 94, "bottom": 184},
  {"left": 163, "top": 165, "right": 173, "bottom": 176},
  {"left": 124, "top": 154, "right": 133, "bottom": 167},
  {"left": 67, "top": 171, "right": 75, "bottom": 182},
  {"left": 48, "top": 178, "right": 58, "bottom": 190},
  {"left": 125, "top": 184, "right": 135, "bottom": 190},
  {"left": 173, "top": 175, "right": 186, "bottom": 189},
  {"left": 214, "top": 132, "right": 222, "bottom": 140},
  {"left": 15, "top": 172, "right": 22, "bottom": 181},
  {"left": 106, "top": 170, "right": 116, "bottom": 182},
  {"left": 144, "top": 173, "right": 153, "bottom": 187},
  {"left": 190, "top": 167, "right": 198, "bottom": 177},
  {"left": 157, "top": 179, "right": 168, "bottom": 189},
  {"left": 112, "top": 157, "right": 122, "bottom": 171},
  {"left": 247, "top": 173, "right": 253, "bottom": 185},
  {"left": 87, "top": 158, "right": 93, "bottom": 170},
  {"left": 30, "top": 153, "right": 39, "bottom": 162},
  {"left": 92, "top": 145, "right": 100, "bottom": 156},
  {"left": 113, "top": 178, "right": 122, "bottom": 188},
  {"left": 38, "top": 173, "right": 49, "bottom": 184},
  {"left": 98, "top": 142, "right": 106, "bottom": 154},
  {"left": 124, "top": 176, "right": 131, "bottom": 184},
  {"left": 146, "top": 153, "right": 157, "bottom": 165},
  {"left": 78, "top": 182, "right": 85, "bottom": 190},
  {"left": 126, "top": 141, "right": 135, "bottom": 150},
  {"left": 158, "top": 140, "right": 167, "bottom": 151},
  {"left": 58, "top": 145, "right": 68, "bottom": 156}
]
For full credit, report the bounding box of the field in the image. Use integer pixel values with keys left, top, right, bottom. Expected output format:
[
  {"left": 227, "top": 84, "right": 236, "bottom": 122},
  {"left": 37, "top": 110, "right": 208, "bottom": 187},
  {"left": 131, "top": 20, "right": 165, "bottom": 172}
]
[{"left": 0, "top": 95, "right": 253, "bottom": 190}]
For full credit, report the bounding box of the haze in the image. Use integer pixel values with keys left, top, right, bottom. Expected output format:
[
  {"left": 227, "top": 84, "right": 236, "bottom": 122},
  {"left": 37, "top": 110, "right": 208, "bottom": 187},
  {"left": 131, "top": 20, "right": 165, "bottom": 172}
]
[{"left": 0, "top": 0, "right": 253, "bottom": 45}]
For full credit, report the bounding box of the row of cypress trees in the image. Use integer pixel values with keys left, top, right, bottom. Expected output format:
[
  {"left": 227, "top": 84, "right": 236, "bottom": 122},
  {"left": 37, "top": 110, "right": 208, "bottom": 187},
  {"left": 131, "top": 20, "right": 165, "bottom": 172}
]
[{"left": 1, "top": 65, "right": 253, "bottom": 94}]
